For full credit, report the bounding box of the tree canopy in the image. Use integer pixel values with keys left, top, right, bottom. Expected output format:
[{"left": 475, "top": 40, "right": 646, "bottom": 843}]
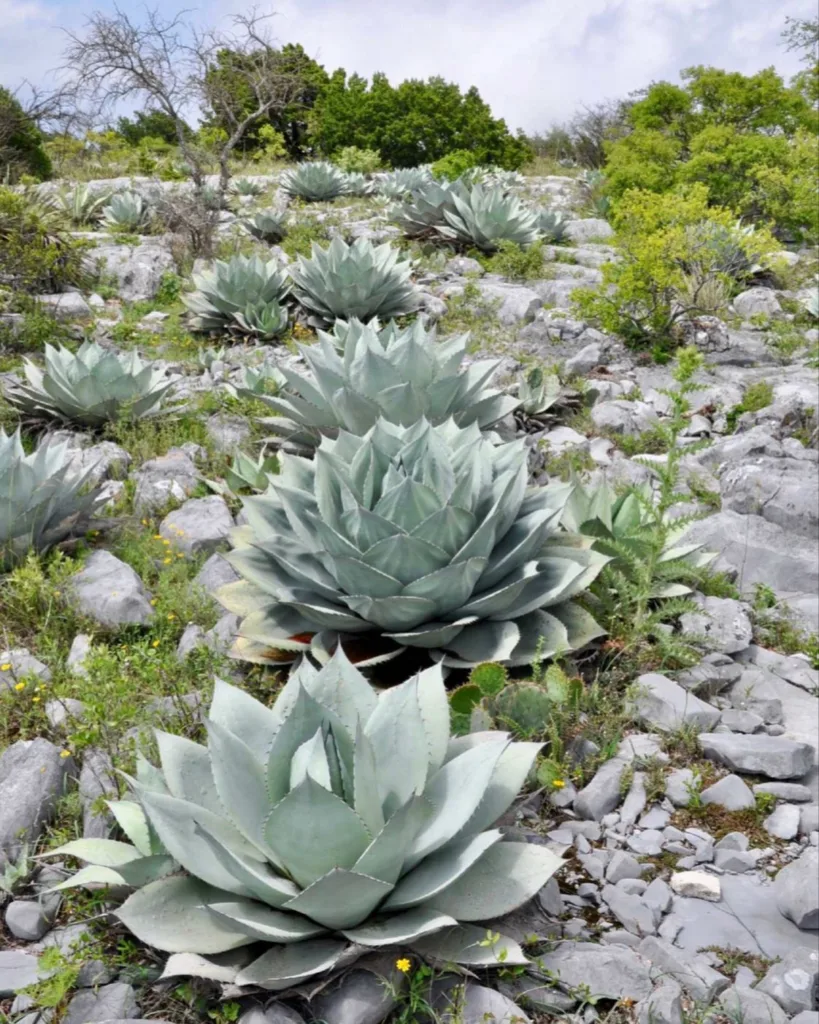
[{"left": 0, "top": 87, "right": 52, "bottom": 181}]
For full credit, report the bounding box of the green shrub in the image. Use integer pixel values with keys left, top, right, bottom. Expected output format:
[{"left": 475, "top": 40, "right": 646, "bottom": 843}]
[
  {"left": 0, "top": 188, "right": 89, "bottom": 295},
  {"left": 486, "top": 239, "right": 546, "bottom": 280},
  {"left": 573, "top": 184, "right": 780, "bottom": 346},
  {"left": 332, "top": 145, "right": 382, "bottom": 174},
  {"left": 431, "top": 149, "right": 479, "bottom": 180},
  {"left": 0, "top": 87, "right": 52, "bottom": 181}
]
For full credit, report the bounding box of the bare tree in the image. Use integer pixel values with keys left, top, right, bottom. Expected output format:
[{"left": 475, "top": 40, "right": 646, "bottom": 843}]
[
  {"left": 568, "top": 99, "right": 632, "bottom": 168},
  {"left": 62, "top": 6, "right": 304, "bottom": 193}
]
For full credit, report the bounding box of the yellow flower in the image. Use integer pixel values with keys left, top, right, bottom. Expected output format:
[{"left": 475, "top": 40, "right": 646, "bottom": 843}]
[
  {"left": 59, "top": 750, "right": 71, "bottom": 759},
  {"left": 32, "top": 696, "right": 41, "bottom": 703},
  {"left": 395, "top": 958, "right": 411, "bottom": 974},
  {"left": 0, "top": 663, "right": 11, "bottom": 671},
  {"left": 163, "top": 557, "right": 172, "bottom": 565},
  {"left": 153, "top": 534, "right": 162, "bottom": 540},
  {"left": 167, "top": 612, "right": 176, "bottom": 620},
  {"left": 14, "top": 682, "right": 25, "bottom": 692},
  {"left": 552, "top": 779, "right": 565, "bottom": 789},
  {"left": 162, "top": 539, "right": 171, "bottom": 546},
  {"left": 150, "top": 598, "right": 158, "bottom": 606},
  {"left": 141, "top": 519, "right": 149, "bottom": 526},
  {"left": 176, "top": 552, "right": 184, "bottom": 559},
  {"left": 152, "top": 640, "right": 160, "bottom": 648}
]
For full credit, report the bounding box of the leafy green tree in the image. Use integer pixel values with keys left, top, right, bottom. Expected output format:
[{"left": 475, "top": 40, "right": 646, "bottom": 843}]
[
  {"left": 0, "top": 87, "right": 52, "bottom": 181},
  {"left": 603, "top": 65, "right": 814, "bottom": 226},
  {"left": 116, "top": 109, "right": 190, "bottom": 145}
]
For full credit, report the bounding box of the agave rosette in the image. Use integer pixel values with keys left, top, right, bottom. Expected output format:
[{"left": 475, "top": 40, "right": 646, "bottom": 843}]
[
  {"left": 391, "top": 178, "right": 470, "bottom": 238},
  {"left": 289, "top": 237, "right": 419, "bottom": 325},
  {"left": 0, "top": 428, "right": 106, "bottom": 570},
  {"left": 438, "top": 184, "right": 540, "bottom": 252},
  {"left": 376, "top": 167, "right": 433, "bottom": 200},
  {"left": 183, "top": 255, "right": 291, "bottom": 336},
  {"left": 255, "top": 318, "right": 519, "bottom": 451},
  {"left": 102, "top": 191, "right": 152, "bottom": 232},
  {"left": 45, "top": 650, "right": 561, "bottom": 988},
  {"left": 243, "top": 209, "right": 288, "bottom": 244},
  {"left": 5, "top": 341, "right": 178, "bottom": 427},
  {"left": 280, "top": 162, "right": 351, "bottom": 202},
  {"left": 219, "top": 417, "right": 606, "bottom": 668}
]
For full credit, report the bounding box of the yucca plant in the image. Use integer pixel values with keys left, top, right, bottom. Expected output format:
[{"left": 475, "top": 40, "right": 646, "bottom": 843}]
[
  {"left": 438, "top": 185, "right": 540, "bottom": 252},
  {"left": 376, "top": 167, "right": 433, "bottom": 200},
  {"left": 5, "top": 341, "right": 178, "bottom": 427},
  {"left": 538, "top": 209, "right": 570, "bottom": 244},
  {"left": 183, "top": 255, "right": 291, "bottom": 337},
  {"left": 391, "top": 178, "right": 470, "bottom": 238},
  {"left": 44, "top": 649, "right": 561, "bottom": 988},
  {"left": 229, "top": 177, "right": 266, "bottom": 197},
  {"left": 219, "top": 418, "right": 606, "bottom": 667},
  {"left": 0, "top": 429, "right": 105, "bottom": 570},
  {"left": 561, "top": 478, "right": 715, "bottom": 599},
  {"left": 55, "top": 185, "right": 111, "bottom": 226},
  {"left": 289, "top": 237, "right": 419, "bottom": 325},
  {"left": 253, "top": 318, "right": 519, "bottom": 451},
  {"left": 280, "top": 162, "right": 350, "bottom": 202},
  {"left": 102, "top": 191, "right": 152, "bottom": 232},
  {"left": 243, "top": 209, "right": 287, "bottom": 244}
]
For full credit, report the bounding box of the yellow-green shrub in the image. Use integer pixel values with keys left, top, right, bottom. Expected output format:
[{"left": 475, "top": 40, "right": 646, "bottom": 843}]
[{"left": 0, "top": 188, "right": 90, "bottom": 295}]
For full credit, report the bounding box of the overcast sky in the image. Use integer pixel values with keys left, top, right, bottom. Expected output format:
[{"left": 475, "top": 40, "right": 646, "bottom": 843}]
[{"left": 2, "top": 0, "right": 814, "bottom": 131}]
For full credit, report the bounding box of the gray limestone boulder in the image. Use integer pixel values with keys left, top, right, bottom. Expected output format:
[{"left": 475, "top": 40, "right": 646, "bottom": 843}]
[
  {"left": 638, "top": 936, "right": 729, "bottom": 1004},
  {"left": 310, "top": 968, "right": 400, "bottom": 1024},
  {"left": 537, "top": 941, "right": 653, "bottom": 1001},
  {"left": 637, "top": 978, "right": 683, "bottom": 1024},
  {"left": 0, "top": 950, "right": 42, "bottom": 997},
  {"left": 591, "top": 400, "right": 658, "bottom": 436},
  {"left": 0, "top": 648, "right": 51, "bottom": 689},
  {"left": 721, "top": 456, "right": 819, "bottom": 540},
  {"left": 92, "top": 240, "right": 176, "bottom": 301},
  {"left": 699, "top": 732, "right": 815, "bottom": 779},
  {"left": 79, "top": 748, "right": 117, "bottom": 839},
  {"left": 564, "top": 218, "right": 614, "bottom": 243},
  {"left": 632, "top": 673, "right": 721, "bottom": 732},
  {"left": 764, "top": 803, "right": 801, "bottom": 840},
  {"left": 774, "top": 847, "right": 819, "bottom": 929},
  {"left": 68, "top": 550, "right": 153, "bottom": 627},
  {"left": 194, "top": 553, "right": 240, "bottom": 597},
  {"left": 732, "top": 287, "right": 782, "bottom": 319},
  {"left": 159, "top": 496, "right": 233, "bottom": 557},
  {"left": 719, "top": 985, "right": 788, "bottom": 1024},
  {"left": 756, "top": 947, "right": 819, "bottom": 1015},
  {"left": 36, "top": 293, "right": 92, "bottom": 320},
  {"left": 133, "top": 448, "right": 200, "bottom": 514},
  {"left": 0, "top": 740, "right": 73, "bottom": 867},
  {"left": 700, "top": 774, "right": 756, "bottom": 811},
  {"left": 474, "top": 280, "right": 542, "bottom": 324},
  {"left": 62, "top": 982, "right": 139, "bottom": 1024},
  {"left": 679, "top": 596, "right": 753, "bottom": 654}
]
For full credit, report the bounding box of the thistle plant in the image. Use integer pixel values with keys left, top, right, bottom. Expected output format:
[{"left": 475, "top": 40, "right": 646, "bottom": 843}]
[
  {"left": 289, "top": 237, "right": 419, "bottom": 325},
  {"left": 0, "top": 429, "right": 105, "bottom": 570},
  {"left": 254, "top": 318, "right": 519, "bottom": 451},
  {"left": 183, "top": 255, "right": 291, "bottom": 338},
  {"left": 5, "top": 341, "right": 178, "bottom": 427},
  {"left": 218, "top": 418, "right": 606, "bottom": 667},
  {"left": 44, "top": 650, "right": 562, "bottom": 988}
]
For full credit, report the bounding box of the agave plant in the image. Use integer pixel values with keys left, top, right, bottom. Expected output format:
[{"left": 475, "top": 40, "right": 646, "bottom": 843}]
[
  {"left": 253, "top": 318, "right": 519, "bottom": 451},
  {"left": 514, "top": 367, "right": 563, "bottom": 428},
  {"left": 230, "top": 177, "right": 266, "bottom": 197},
  {"left": 0, "top": 429, "right": 105, "bottom": 570},
  {"left": 280, "top": 162, "right": 351, "bottom": 202},
  {"left": 561, "top": 478, "right": 715, "bottom": 597},
  {"left": 55, "top": 185, "right": 111, "bottom": 226},
  {"left": 183, "top": 255, "right": 291, "bottom": 337},
  {"left": 243, "top": 209, "right": 288, "bottom": 244},
  {"left": 480, "top": 168, "right": 525, "bottom": 190},
  {"left": 342, "top": 172, "right": 375, "bottom": 196},
  {"left": 102, "top": 191, "right": 152, "bottom": 232},
  {"left": 45, "top": 649, "right": 561, "bottom": 988},
  {"left": 5, "top": 341, "right": 178, "bottom": 427},
  {"left": 438, "top": 185, "right": 540, "bottom": 252},
  {"left": 800, "top": 290, "right": 819, "bottom": 320},
  {"left": 391, "top": 178, "right": 470, "bottom": 238},
  {"left": 233, "top": 301, "right": 290, "bottom": 341},
  {"left": 219, "top": 418, "right": 606, "bottom": 667},
  {"left": 198, "top": 345, "right": 227, "bottom": 371},
  {"left": 538, "top": 209, "right": 570, "bottom": 244},
  {"left": 376, "top": 167, "right": 433, "bottom": 200},
  {"left": 207, "top": 450, "right": 280, "bottom": 497},
  {"left": 232, "top": 360, "right": 287, "bottom": 398},
  {"left": 289, "top": 237, "right": 419, "bottom": 325},
  {"left": 684, "top": 220, "right": 765, "bottom": 280}
]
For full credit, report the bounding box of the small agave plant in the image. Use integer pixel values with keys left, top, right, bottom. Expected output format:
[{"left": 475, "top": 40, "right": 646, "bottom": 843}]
[
  {"left": 5, "top": 341, "right": 178, "bottom": 427},
  {"left": 229, "top": 177, "right": 266, "bottom": 197},
  {"left": 231, "top": 360, "right": 287, "bottom": 398},
  {"left": 342, "top": 172, "right": 374, "bottom": 197},
  {"left": 0, "top": 429, "right": 105, "bottom": 570},
  {"left": 219, "top": 418, "right": 606, "bottom": 667},
  {"left": 800, "top": 291, "right": 819, "bottom": 320},
  {"left": 538, "top": 209, "right": 570, "bottom": 244},
  {"left": 561, "top": 478, "right": 715, "bottom": 597},
  {"left": 438, "top": 185, "right": 540, "bottom": 252},
  {"left": 243, "top": 209, "right": 287, "bottom": 244},
  {"left": 512, "top": 367, "right": 585, "bottom": 434},
  {"left": 391, "top": 179, "right": 470, "bottom": 239},
  {"left": 183, "top": 255, "right": 291, "bottom": 338},
  {"left": 102, "top": 191, "right": 152, "bottom": 232},
  {"left": 280, "top": 162, "right": 351, "bottom": 202},
  {"left": 44, "top": 649, "right": 562, "bottom": 988},
  {"left": 289, "top": 237, "right": 419, "bottom": 325},
  {"left": 376, "top": 167, "right": 432, "bottom": 200},
  {"left": 206, "top": 450, "right": 279, "bottom": 497},
  {"left": 55, "top": 185, "right": 111, "bottom": 226},
  {"left": 254, "top": 318, "right": 519, "bottom": 451}
]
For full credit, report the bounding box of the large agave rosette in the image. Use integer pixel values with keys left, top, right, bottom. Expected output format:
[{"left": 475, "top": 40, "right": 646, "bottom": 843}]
[
  {"left": 44, "top": 651, "right": 561, "bottom": 989},
  {"left": 219, "top": 418, "right": 606, "bottom": 667}
]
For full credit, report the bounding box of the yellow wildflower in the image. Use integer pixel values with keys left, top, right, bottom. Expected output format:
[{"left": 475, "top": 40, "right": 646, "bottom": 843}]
[
  {"left": 395, "top": 958, "right": 411, "bottom": 973},
  {"left": 552, "top": 779, "right": 565, "bottom": 789},
  {"left": 163, "top": 557, "right": 172, "bottom": 565},
  {"left": 152, "top": 640, "right": 160, "bottom": 648},
  {"left": 59, "top": 750, "right": 71, "bottom": 759},
  {"left": 167, "top": 612, "right": 176, "bottom": 620},
  {"left": 0, "top": 663, "right": 11, "bottom": 671},
  {"left": 14, "top": 682, "right": 25, "bottom": 692},
  {"left": 32, "top": 696, "right": 41, "bottom": 703}
]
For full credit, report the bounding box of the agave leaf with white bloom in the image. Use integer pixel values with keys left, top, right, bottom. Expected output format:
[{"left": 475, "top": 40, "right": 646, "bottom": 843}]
[
  {"left": 391, "top": 178, "right": 470, "bottom": 238},
  {"left": 289, "top": 237, "right": 419, "bottom": 325},
  {"left": 0, "top": 428, "right": 106, "bottom": 570},
  {"left": 102, "top": 191, "right": 152, "bottom": 232},
  {"left": 376, "top": 167, "right": 433, "bottom": 200},
  {"left": 218, "top": 417, "right": 606, "bottom": 667},
  {"left": 255, "top": 318, "right": 518, "bottom": 451},
  {"left": 538, "top": 209, "right": 570, "bottom": 244},
  {"left": 5, "top": 341, "right": 179, "bottom": 427},
  {"left": 342, "top": 172, "right": 375, "bottom": 196},
  {"left": 243, "top": 209, "right": 287, "bottom": 244},
  {"left": 183, "top": 255, "right": 291, "bottom": 337},
  {"left": 231, "top": 360, "right": 287, "bottom": 399},
  {"left": 438, "top": 185, "right": 540, "bottom": 252},
  {"left": 45, "top": 649, "right": 561, "bottom": 988},
  {"left": 232, "top": 300, "right": 289, "bottom": 341},
  {"left": 280, "top": 162, "right": 350, "bottom": 202}
]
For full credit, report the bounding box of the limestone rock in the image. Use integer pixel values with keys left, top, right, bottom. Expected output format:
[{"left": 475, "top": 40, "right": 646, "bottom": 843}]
[
  {"left": 679, "top": 596, "right": 752, "bottom": 654},
  {"left": 632, "top": 673, "right": 721, "bottom": 732},
  {"left": 757, "top": 947, "right": 819, "bottom": 1015},
  {"left": 669, "top": 871, "right": 721, "bottom": 902},
  {"left": 699, "top": 732, "right": 815, "bottom": 780},
  {"left": 159, "top": 496, "right": 233, "bottom": 557},
  {"left": 700, "top": 774, "right": 756, "bottom": 811},
  {"left": 68, "top": 550, "right": 153, "bottom": 627},
  {"left": 719, "top": 985, "right": 788, "bottom": 1024},
  {"left": 0, "top": 739, "right": 73, "bottom": 867},
  {"left": 774, "top": 847, "right": 819, "bottom": 930}
]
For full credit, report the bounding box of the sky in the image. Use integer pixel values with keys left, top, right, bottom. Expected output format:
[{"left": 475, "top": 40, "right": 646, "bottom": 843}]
[{"left": 1, "top": 0, "right": 814, "bottom": 131}]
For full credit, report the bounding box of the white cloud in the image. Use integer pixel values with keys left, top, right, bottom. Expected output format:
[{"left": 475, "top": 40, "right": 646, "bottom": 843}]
[{"left": 1, "top": 0, "right": 814, "bottom": 130}]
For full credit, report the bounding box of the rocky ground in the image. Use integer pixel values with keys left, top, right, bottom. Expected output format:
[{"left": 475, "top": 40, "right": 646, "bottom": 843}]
[{"left": 0, "top": 172, "right": 817, "bottom": 1024}]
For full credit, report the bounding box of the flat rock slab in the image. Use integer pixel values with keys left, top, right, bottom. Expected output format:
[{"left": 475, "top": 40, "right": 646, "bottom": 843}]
[
  {"left": 68, "top": 550, "right": 154, "bottom": 627},
  {"left": 160, "top": 496, "right": 233, "bottom": 557},
  {"left": 699, "top": 732, "right": 815, "bottom": 779},
  {"left": 537, "top": 941, "right": 653, "bottom": 1001},
  {"left": 668, "top": 873, "right": 814, "bottom": 959},
  {"left": 774, "top": 847, "right": 819, "bottom": 930},
  {"left": 633, "top": 673, "right": 721, "bottom": 732},
  {"left": 0, "top": 950, "right": 42, "bottom": 997}
]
